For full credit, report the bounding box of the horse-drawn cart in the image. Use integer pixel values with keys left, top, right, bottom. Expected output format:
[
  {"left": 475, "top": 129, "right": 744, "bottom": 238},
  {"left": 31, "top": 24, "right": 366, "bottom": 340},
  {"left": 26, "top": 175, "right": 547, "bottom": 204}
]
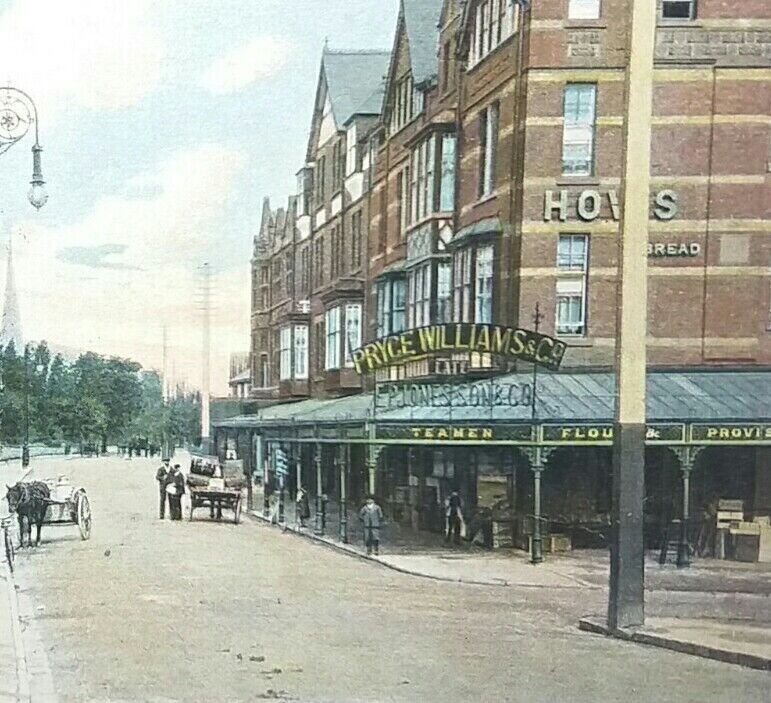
[
  {"left": 43, "top": 476, "right": 92, "bottom": 540},
  {"left": 187, "top": 457, "right": 244, "bottom": 524}
]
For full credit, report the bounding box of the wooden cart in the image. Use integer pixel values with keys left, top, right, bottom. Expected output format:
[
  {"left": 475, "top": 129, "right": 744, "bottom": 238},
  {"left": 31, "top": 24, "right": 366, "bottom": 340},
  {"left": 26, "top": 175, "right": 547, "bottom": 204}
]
[
  {"left": 43, "top": 476, "right": 92, "bottom": 540},
  {"left": 187, "top": 457, "right": 244, "bottom": 524}
]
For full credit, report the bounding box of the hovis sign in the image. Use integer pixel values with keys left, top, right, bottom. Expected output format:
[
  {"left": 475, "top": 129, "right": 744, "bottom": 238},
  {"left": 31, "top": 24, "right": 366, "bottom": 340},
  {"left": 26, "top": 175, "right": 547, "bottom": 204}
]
[{"left": 350, "top": 323, "right": 567, "bottom": 375}]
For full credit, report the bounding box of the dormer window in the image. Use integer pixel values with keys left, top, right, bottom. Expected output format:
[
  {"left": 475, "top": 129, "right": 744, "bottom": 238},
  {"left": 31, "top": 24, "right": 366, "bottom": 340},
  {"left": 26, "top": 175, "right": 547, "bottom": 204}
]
[{"left": 469, "top": 0, "right": 519, "bottom": 68}]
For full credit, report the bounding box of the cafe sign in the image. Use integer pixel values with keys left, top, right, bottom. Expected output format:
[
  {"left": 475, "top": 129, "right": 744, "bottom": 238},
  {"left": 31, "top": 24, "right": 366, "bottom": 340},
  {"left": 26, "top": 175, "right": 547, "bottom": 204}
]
[{"left": 351, "top": 323, "right": 567, "bottom": 375}]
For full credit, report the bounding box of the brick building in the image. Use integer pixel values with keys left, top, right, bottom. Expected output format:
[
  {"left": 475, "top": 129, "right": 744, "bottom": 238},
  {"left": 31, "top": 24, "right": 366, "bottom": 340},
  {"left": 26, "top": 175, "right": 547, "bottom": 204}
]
[{"left": 224, "top": 0, "right": 770, "bottom": 555}]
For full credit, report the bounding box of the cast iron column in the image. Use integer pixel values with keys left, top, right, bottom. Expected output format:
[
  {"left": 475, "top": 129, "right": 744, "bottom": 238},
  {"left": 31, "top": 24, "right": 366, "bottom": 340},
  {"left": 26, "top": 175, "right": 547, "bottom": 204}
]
[
  {"left": 278, "top": 467, "right": 285, "bottom": 525},
  {"left": 531, "top": 448, "right": 544, "bottom": 565},
  {"left": 677, "top": 447, "right": 694, "bottom": 568},
  {"left": 314, "top": 442, "right": 323, "bottom": 536},
  {"left": 608, "top": 0, "right": 655, "bottom": 631},
  {"left": 263, "top": 443, "right": 270, "bottom": 518},
  {"left": 339, "top": 445, "right": 348, "bottom": 544}
]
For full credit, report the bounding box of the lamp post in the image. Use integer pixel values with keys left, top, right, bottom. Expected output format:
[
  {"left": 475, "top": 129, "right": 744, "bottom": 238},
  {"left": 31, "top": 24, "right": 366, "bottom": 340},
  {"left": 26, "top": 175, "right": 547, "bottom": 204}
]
[{"left": 0, "top": 86, "right": 48, "bottom": 209}]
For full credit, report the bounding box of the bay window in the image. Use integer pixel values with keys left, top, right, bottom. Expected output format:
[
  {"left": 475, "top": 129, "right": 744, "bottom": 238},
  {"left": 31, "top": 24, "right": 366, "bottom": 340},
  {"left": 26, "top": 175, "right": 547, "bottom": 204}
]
[
  {"left": 279, "top": 327, "right": 292, "bottom": 380},
  {"left": 408, "top": 264, "right": 432, "bottom": 328},
  {"left": 436, "top": 261, "right": 453, "bottom": 323},
  {"left": 562, "top": 84, "right": 597, "bottom": 177},
  {"left": 453, "top": 248, "right": 473, "bottom": 323},
  {"left": 439, "top": 134, "right": 456, "bottom": 212},
  {"left": 344, "top": 303, "right": 362, "bottom": 367},
  {"left": 474, "top": 244, "right": 494, "bottom": 323},
  {"left": 325, "top": 306, "right": 341, "bottom": 370},
  {"left": 409, "top": 132, "right": 456, "bottom": 225},
  {"left": 376, "top": 278, "right": 406, "bottom": 337},
  {"left": 293, "top": 325, "right": 308, "bottom": 380}
]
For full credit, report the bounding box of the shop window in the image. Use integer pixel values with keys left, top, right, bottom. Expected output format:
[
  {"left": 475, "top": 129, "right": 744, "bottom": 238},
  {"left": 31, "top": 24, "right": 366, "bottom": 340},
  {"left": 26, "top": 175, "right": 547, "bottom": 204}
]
[
  {"left": 376, "top": 278, "right": 406, "bottom": 337},
  {"left": 479, "top": 103, "right": 499, "bottom": 198},
  {"left": 661, "top": 0, "right": 696, "bottom": 20},
  {"left": 562, "top": 84, "right": 597, "bottom": 177},
  {"left": 279, "top": 327, "right": 292, "bottom": 380},
  {"left": 569, "top": 0, "right": 601, "bottom": 20},
  {"left": 294, "top": 325, "right": 308, "bottom": 380},
  {"left": 325, "top": 306, "right": 341, "bottom": 370},
  {"left": 344, "top": 303, "right": 362, "bottom": 367}
]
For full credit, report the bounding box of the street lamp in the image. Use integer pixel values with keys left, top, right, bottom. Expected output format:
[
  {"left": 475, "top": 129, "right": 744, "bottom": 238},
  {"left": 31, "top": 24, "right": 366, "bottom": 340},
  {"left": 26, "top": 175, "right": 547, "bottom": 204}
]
[{"left": 0, "top": 86, "right": 48, "bottom": 209}]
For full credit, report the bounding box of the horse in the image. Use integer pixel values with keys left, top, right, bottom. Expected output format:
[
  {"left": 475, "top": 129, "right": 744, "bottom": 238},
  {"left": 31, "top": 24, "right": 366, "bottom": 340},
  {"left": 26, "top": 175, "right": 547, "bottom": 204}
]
[{"left": 5, "top": 481, "right": 51, "bottom": 548}]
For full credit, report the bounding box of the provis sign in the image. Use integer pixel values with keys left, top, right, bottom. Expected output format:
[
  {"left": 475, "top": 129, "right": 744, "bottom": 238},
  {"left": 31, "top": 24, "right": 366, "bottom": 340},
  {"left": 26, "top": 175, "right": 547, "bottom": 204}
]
[
  {"left": 350, "top": 323, "right": 567, "bottom": 375},
  {"left": 544, "top": 188, "right": 678, "bottom": 222}
]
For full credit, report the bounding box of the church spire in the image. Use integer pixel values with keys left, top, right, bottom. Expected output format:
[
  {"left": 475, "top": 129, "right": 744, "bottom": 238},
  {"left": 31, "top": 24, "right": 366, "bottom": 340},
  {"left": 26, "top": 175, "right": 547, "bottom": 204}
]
[{"left": 0, "top": 234, "right": 23, "bottom": 352}]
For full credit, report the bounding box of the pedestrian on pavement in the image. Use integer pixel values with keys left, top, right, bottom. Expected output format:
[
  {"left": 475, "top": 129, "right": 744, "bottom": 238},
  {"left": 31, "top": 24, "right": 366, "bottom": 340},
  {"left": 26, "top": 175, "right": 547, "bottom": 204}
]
[
  {"left": 296, "top": 486, "right": 311, "bottom": 527},
  {"left": 359, "top": 495, "right": 384, "bottom": 556},
  {"left": 445, "top": 490, "right": 464, "bottom": 546},
  {"left": 156, "top": 458, "right": 170, "bottom": 519},
  {"left": 165, "top": 463, "right": 186, "bottom": 520}
]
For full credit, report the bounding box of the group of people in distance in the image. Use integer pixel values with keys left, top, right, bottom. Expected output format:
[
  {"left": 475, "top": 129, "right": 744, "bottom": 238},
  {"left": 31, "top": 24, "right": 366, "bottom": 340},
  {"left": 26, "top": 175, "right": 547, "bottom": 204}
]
[{"left": 155, "top": 457, "right": 185, "bottom": 520}]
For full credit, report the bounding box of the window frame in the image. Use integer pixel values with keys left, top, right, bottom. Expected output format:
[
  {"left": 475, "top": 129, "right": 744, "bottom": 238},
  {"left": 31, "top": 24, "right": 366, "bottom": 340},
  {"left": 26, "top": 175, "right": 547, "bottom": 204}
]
[
  {"left": 474, "top": 244, "right": 494, "bottom": 324},
  {"left": 324, "top": 306, "right": 342, "bottom": 371},
  {"left": 343, "top": 303, "right": 363, "bottom": 368},
  {"left": 555, "top": 234, "right": 589, "bottom": 337},
  {"left": 661, "top": 0, "right": 697, "bottom": 21},
  {"left": 479, "top": 102, "right": 499, "bottom": 198},
  {"left": 562, "top": 83, "right": 597, "bottom": 177},
  {"left": 279, "top": 327, "right": 292, "bottom": 381},
  {"left": 568, "top": 0, "right": 601, "bottom": 20},
  {"left": 293, "top": 325, "right": 308, "bottom": 380},
  {"left": 376, "top": 277, "right": 407, "bottom": 337}
]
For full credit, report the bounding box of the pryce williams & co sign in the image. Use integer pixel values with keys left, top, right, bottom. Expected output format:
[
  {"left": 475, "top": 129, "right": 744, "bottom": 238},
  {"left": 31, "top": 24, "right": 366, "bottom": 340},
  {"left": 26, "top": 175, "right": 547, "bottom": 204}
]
[{"left": 350, "top": 323, "right": 567, "bottom": 375}]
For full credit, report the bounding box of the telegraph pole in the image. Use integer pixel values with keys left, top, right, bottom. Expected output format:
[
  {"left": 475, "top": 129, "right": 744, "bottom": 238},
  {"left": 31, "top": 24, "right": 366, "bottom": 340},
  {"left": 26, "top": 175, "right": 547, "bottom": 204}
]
[
  {"left": 199, "top": 263, "right": 212, "bottom": 454},
  {"left": 608, "top": 0, "right": 656, "bottom": 630}
]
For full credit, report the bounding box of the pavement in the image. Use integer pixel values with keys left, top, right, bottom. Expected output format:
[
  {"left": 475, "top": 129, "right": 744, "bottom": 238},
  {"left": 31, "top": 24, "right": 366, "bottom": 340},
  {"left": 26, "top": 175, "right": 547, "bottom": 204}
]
[
  {"left": 2, "top": 454, "right": 769, "bottom": 702},
  {"left": 253, "top": 485, "right": 771, "bottom": 673}
]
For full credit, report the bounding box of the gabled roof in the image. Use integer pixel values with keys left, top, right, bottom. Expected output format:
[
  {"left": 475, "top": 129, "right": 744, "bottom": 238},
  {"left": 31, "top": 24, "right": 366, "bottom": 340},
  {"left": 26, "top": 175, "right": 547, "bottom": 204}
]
[
  {"left": 323, "top": 49, "right": 390, "bottom": 126},
  {"left": 402, "top": 0, "right": 444, "bottom": 85}
]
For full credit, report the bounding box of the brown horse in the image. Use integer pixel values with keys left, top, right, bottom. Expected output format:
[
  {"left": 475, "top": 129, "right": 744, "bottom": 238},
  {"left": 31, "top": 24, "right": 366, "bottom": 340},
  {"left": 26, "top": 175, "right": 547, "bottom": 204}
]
[{"left": 5, "top": 481, "right": 51, "bottom": 548}]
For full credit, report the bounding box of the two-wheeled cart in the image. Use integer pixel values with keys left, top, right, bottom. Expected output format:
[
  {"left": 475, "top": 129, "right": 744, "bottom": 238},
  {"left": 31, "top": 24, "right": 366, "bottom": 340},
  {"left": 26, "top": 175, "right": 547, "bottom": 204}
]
[{"left": 186, "top": 457, "right": 244, "bottom": 524}]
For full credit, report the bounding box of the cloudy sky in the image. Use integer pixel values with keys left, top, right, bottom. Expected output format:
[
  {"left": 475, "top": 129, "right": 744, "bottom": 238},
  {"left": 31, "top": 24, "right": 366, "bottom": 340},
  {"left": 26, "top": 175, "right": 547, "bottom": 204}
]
[{"left": 0, "top": 0, "right": 397, "bottom": 393}]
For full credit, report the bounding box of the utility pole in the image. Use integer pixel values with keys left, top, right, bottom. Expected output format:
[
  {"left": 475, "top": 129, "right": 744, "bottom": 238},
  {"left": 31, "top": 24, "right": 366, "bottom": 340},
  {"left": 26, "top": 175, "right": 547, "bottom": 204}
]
[
  {"left": 199, "top": 263, "right": 212, "bottom": 454},
  {"left": 608, "top": 0, "right": 656, "bottom": 631}
]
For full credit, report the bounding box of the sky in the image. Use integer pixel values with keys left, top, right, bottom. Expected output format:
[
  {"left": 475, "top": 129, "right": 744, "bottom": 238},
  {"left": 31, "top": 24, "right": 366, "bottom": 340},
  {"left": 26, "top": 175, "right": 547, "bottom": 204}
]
[{"left": 0, "top": 0, "right": 398, "bottom": 393}]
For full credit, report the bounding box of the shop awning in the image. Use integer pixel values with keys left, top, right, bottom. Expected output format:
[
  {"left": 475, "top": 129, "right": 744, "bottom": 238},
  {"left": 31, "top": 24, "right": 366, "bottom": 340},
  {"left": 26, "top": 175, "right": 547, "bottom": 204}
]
[{"left": 214, "top": 369, "right": 770, "bottom": 431}]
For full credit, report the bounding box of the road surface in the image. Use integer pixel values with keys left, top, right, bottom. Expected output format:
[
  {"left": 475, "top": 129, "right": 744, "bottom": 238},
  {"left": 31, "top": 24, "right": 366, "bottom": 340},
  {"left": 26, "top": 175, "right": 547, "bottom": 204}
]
[{"left": 9, "top": 455, "right": 770, "bottom": 702}]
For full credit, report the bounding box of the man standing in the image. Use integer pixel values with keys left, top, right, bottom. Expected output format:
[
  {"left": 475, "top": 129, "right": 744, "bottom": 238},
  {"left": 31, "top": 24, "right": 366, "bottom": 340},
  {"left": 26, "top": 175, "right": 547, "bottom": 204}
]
[
  {"left": 445, "top": 490, "right": 463, "bottom": 546},
  {"left": 165, "top": 463, "right": 186, "bottom": 520},
  {"left": 156, "top": 458, "right": 170, "bottom": 519},
  {"left": 359, "top": 495, "right": 384, "bottom": 556}
]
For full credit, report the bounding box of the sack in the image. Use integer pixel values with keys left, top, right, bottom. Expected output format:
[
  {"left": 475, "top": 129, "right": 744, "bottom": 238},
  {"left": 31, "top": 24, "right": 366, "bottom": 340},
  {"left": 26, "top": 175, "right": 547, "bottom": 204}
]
[
  {"left": 459, "top": 517, "right": 467, "bottom": 539},
  {"left": 165, "top": 483, "right": 178, "bottom": 496}
]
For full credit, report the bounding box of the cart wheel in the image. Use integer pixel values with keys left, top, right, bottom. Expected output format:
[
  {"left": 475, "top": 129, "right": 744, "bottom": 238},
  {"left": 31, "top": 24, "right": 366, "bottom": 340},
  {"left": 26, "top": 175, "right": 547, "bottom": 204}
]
[
  {"left": 234, "top": 498, "right": 242, "bottom": 525},
  {"left": 77, "top": 493, "right": 92, "bottom": 540}
]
